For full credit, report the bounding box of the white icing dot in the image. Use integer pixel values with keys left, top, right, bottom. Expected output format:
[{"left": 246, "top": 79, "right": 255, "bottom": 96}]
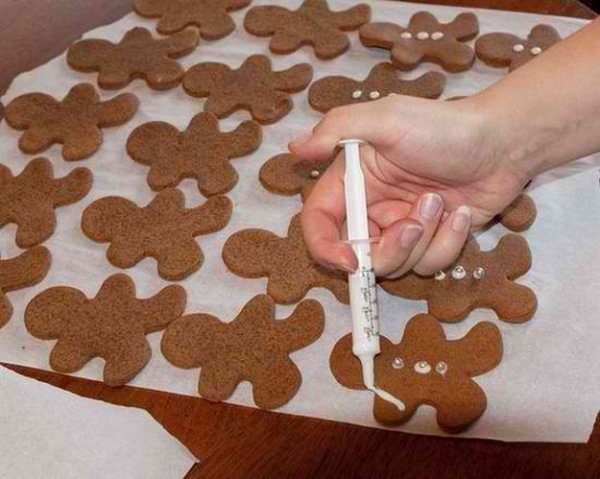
[
  {"left": 352, "top": 90, "right": 362, "bottom": 99},
  {"left": 434, "top": 271, "right": 446, "bottom": 281},
  {"left": 369, "top": 91, "right": 380, "bottom": 100},
  {"left": 400, "top": 31, "right": 412, "bottom": 39},
  {"left": 417, "top": 31, "right": 429, "bottom": 40},
  {"left": 414, "top": 361, "right": 432, "bottom": 374},
  {"left": 530, "top": 46, "right": 542, "bottom": 55},
  {"left": 392, "top": 358, "right": 404, "bottom": 369},
  {"left": 435, "top": 361, "right": 448, "bottom": 375},
  {"left": 473, "top": 267, "right": 485, "bottom": 280},
  {"left": 309, "top": 170, "right": 320, "bottom": 179},
  {"left": 451, "top": 265, "right": 466, "bottom": 280},
  {"left": 512, "top": 43, "right": 525, "bottom": 53},
  {"left": 431, "top": 31, "right": 444, "bottom": 40}
]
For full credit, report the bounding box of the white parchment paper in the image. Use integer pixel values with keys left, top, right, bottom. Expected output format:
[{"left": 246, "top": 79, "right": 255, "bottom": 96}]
[
  {"left": 0, "top": 366, "right": 197, "bottom": 478},
  {"left": 0, "top": 0, "right": 599, "bottom": 442}
]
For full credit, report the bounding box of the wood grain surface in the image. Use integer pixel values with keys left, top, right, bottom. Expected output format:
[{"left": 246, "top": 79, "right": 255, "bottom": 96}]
[{"left": 1, "top": 1, "right": 598, "bottom": 478}]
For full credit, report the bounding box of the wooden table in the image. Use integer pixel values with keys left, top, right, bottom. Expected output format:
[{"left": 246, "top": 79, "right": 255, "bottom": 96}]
[{"left": 2, "top": 1, "right": 598, "bottom": 478}]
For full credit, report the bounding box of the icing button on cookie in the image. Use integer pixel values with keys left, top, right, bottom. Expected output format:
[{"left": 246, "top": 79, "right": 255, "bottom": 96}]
[
  {"left": 414, "top": 360, "right": 431, "bottom": 374},
  {"left": 512, "top": 43, "right": 525, "bottom": 52},
  {"left": 431, "top": 31, "right": 444, "bottom": 40},
  {"left": 436, "top": 361, "right": 448, "bottom": 375},
  {"left": 434, "top": 271, "right": 446, "bottom": 281},
  {"left": 530, "top": 46, "right": 542, "bottom": 55},
  {"left": 451, "top": 265, "right": 466, "bottom": 280},
  {"left": 473, "top": 267, "right": 485, "bottom": 280},
  {"left": 392, "top": 358, "right": 404, "bottom": 369},
  {"left": 352, "top": 90, "right": 362, "bottom": 98},
  {"left": 369, "top": 91, "right": 380, "bottom": 99},
  {"left": 417, "top": 31, "right": 429, "bottom": 40}
]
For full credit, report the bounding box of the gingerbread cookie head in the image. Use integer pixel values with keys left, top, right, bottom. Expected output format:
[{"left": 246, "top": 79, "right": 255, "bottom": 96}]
[
  {"left": 259, "top": 152, "right": 335, "bottom": 201},
  {"left": 381, "top": 235, "right": 537, "bottom": 323},
  {"left": 244, "top": 0, "right": 371, "bottom": 60},
  {"left": 25, "top": 274, "right": 186, "bottom": 386},
  {"left": 67, "top": 27, "right": 199, "bottom": 90},
  {"left": 126, "top": 112, "right": 262, "bottom": 196},
  {"left": 1, "top": 157, "right": 92, "bottom": 248},
  {"left": 360, "top": 12, "right": 479, "bottom": 72},
  {"left": 0, "top": 247, "right": 51, "bottom": 329},
  {"left": 330, "top": 314, "right": 503, "bottom": 432},
  {"left": 5, "top": 83, "right": 138, "bottom": 161},
  {"left": 222, "top": 214, "right": 349, "bottom": 304},
  {"left": 309, "top": 63, "right": 446, "bottom": 113},
  {"left": 475, "top": 25, "right": 561, "bottom": 71},
  {"left": 82, "top": 189, "right": 232, "bottom": 281},
  {"left": 183, "top": 55, "right": 313, "bottom": 124},
  {"left": 498, "top": 193, "right": 537, "bottom": 232},
  {"left": 134, "top": 0, "right": 251, "bottom": 39},
  {"left": 162, "top": 294, "right": 324, "bottom": 409}
]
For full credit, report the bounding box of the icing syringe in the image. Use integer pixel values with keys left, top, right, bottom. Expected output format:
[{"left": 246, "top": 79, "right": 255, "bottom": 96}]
[{"left": 340, "top": 139, "right": 405, "bottom": 411}]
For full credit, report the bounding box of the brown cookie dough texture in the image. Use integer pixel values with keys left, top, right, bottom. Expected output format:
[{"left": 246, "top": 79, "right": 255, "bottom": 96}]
[
  {"left": 330, "top": 314, "right": 502, "bottom": 433},
  {"left": 134, "top": 0, "right": 251, "bottom": 39},
  {"left": 67, "top": 27, "right": 199, "bottom": 90},
  {"left": 126, "top": 112, "right": 261, "bottom": 196},
  {"left": 360, "top": 11, "right": 479, "bottom": 72},
  {"left": 222, "top": 214, "right": 349, "bottom": 304},
  {"left": 25, "top": 274, "right": 186, "bottom": 386},
  {"left": 244, "top": 0, "right": 371, "bottom": 60},
  {"left": 381, "top": 235, "right": 537, "bottom": 323},
  {"left": 259, "top": 152, "right": 335, "bottom": 201},
  {"left": 475, "top": 25, "right": 561, "bottom": 72},
  {"left": 183, "top": 54, "right": 313, "bottom": 124},
  {"left": 82, "top": 188, "right": 232, "bottom": 281},
  {"left": 5, "top": 83, "right": 138, "bottom": 161},
  {"left": 309, "top": 62, "right": 446, "bottom": 113},
  {"left": 1, "top": 158, "right": 92, "bottom": 248},
  {"left": 498, "top": 193, "right": 537, "bottom": 232},
  {"left": 0, "top": 247, "right": 51, "bottom": 329},
  {"left": 162, "top": 294, "right": 324, "bottom": 409}
]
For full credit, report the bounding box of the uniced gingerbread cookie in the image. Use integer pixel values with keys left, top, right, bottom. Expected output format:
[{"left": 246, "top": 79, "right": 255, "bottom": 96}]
[
  {"left": 1, "top": 157, "right": 92, "bottom": 248},
  {"left": 309, "top": 62, "right": 446, "bottom": 113},
  {"left": 475, "top": 25, "right": 561, "bottom": 71},
  {"left": 244, "top": 0, "right": 371, "bottom": 60},
  {"left": 67, "top": 27, "right": 199, "bottom": 90},
  {"left": 162, "top": 294, "right": 324, "bottom": 409},
  {"left": 183, "top": 54, "right": 313, "bottom": 124},
  {"left": 381, "top": 235, "right": 537, "bottom": 323},
  {"left": 330, "top": 314, "right": 503, "bottom": 433},
  {"left": 126, "top": 112, "right": 261, "bottom": 196},
  {"left": 5, "top": 83, "right": 138, "bottom": 161},
  {"left": 25, "top": 274, "right": 186, "bottom": 386},
  {"left": 82, "top": 189, "right": 232, "bottom": 280},
  {"left": 134, "top": 0, "right": 251, "bottom": 39},
  {"left": 498, "top": 193, "right": 536, "bottom": 232},
  {"left": 222, "top": 214, "right": 349, "bottom": 304},
  {"left": 360, "top": 12, "right": 479, "bottom": 72}
]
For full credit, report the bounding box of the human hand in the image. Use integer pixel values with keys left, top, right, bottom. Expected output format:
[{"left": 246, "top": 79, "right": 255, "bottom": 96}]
[{"left": 290, "top": 95, "right": 529, "bottom": 278}]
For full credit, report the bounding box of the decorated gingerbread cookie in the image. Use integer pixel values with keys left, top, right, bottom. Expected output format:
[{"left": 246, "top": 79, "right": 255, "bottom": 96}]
[
  {"left": 308, "top": 62, "right": 446, "bottom": 113},
  {"left": 330, "top": 314, "right": 503, "bottom": 432},
  {"left": 5, "top": 83, "right": 138, "bottom": 161},
  {"left": 222, "top": 214, "right": 349, "bottom": 304},
  {"left": 183, "top": 55, "right": 313, "bottom": 124},
  {"left": 244, "top": 0, "right": 371, "bottom": 60},
  {"left": 82, "top": 189, "right": 232, "bottom": 281},
  {"left": 126, "top": 112, "right": 261, "bottom": 196},
  {"left": 1, "top": 157, "right": 92, "bottom": 248},
  {"left": 381, "top": 235, "right": 537, "bottom": 323},
  {"left": 360, "top": 12, "right": 479, "bottom": 72},
  {"left": 259, "top": 152, "right": 335, "bottom": 201},
  {"left": 162, "top": 294, "right": 324, "bottom": 409},
  {"left": 134, "top": 0, "right": 251, "bottom": 39},
  {"left": 0, "top": 247, "right": 51, "bottom": 329},
  {"left": 498, "top": 193, "right": 537, "bottom": 232},
  {"left": 475, "top": 25, "right": 561, "bottom": 71},
  {"left": 67, "top": 27, "right": 199, "bottom": 90},
  {"left": 25, "top": 274, "right": 186, "bottom": 386}
]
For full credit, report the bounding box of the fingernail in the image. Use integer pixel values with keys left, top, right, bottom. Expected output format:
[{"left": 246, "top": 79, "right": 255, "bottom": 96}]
[
  {"left": 419, "top": 193, "right": 442, "bottom": 220},
  {"left": 400, "top": 225, "right": 424, "bottom": 248},
  {"left": 451, "top": 205, "right": 472, "bottom": 232},
  {"left": 290, "top": 133, "right": 312, "bottom": 147},
  {"left": 338, "top": 260, "right": 356, "bottom": 273}
]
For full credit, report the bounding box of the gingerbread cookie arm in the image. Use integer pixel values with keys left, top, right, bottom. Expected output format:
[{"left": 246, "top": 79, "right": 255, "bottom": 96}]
[
  {"left": 4, "top": 93, "right": 56, "bottom": 129},
  {"left": 81, "top": 196, "right": 139, "bottom": 244},
  {"left": 490, "top": 283, "right": 537, "bottom": 323},
  {"left": 0, "top": 247, "right": 51, "bottom": 294},
  {"left": 67, "top": 39, "right": 113, "bottom": 73},
  {"left": 49, "top": 337, "right": 94, "bottom": 373},
  {"left": 220, "top": 120, "right": 262, "bottom": 158},
  {"left": 329, "top": 3, "right": 371, "bottom": 30},
  {"left": 475, "top": 32, "right": 520, "bottom": 68},
  {"left": 252, "top": 357, "right": 303, "bottom": 409},
  {"left": 135, "top": 284, "right": 186, "bottom": 332},
  {"left": 222, "top": 229, "right": 278, "bottom": 278},
  {"left": 359, "top": 22, "right": 405, "bottom": 49},
  {"left": 244, "top": 6, "right": 291, "bottom": 38},
  {"left": 259, "top": 153, "right": 306, "bottom": 196},
  {"left": 274, "top": 299, "right": 324, "bottom": 350},
  {"left": 329, "top": 333, "right": 368, "bottom": 391},
  {"left": 96, "top": 93, "right": 139, "bottom": 127},
  {"left": 494, "top": 234, "right": 532, "bottom": 279},
  {"left": 429, "top": 42, "right": 475, "bottom": 73},
  {"left": 53, "top": 166, "right": 94, "bottom": 207},
  {"left": 25, "top": 286, "right": 86, "bottom": 339},
  {"left": 308, "top": 75, "right": 361, "bottom": 113},
  {"left": 187, "top": 195, "right": 233, "bottom": 235},
  {"left": 126, "top": 121, "right": 179, "bottom": 168},
  {"left": 444, "top": 12, "right": 479, "bottom": 41},
  {"left": 0, "top": 295, "right": 11, "bottom": 329},
  {"left": 272, "top": 63, "right": 313, "bottom": 93},
  {"left": 162, "top": 28, "right": 200, "bottom": 58},
  {"left": 499, "top": 194, "right": 537, "bottom": 232},
  {"left": 183, "top": 62, "right": 234, "bottom": 99},
  {"left": 446, "top": 321, "right": 503, "bottom": 375},
  {"left": 103, "top": 337, "right": 152, "bottom": 386}
]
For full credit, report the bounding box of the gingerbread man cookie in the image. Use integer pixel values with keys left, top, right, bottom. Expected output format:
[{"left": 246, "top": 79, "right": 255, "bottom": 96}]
[
  {"left": 360, "top": 11, "right": 479, "bottom": 72},
  {"left": 183, "top": 55, "right": 313, "bottom": 124},
  {"left": 0, "top": 247, "right": 51, "bottom": 329},
  {"left": 475, "top": 25, "right": 561, "bottom": 72},
  {"left": 25, "top": 274, "right": 186, "bottom": 386},
  {"left": 134, "top": 0, "right": 251, "bottom": 39},
  {"left": 330, "top": 314, "right": 503, "bottom": 433},
  {"left": 82, "top": 189, "right": 232, "bottom": 281},
  {"left": 309, "top": 62, "right": 446, "bottom": 113},
  {"left": 259, "top": 152, "right": 335, "bottom": 201},
  {"left": 162, "top": 294, "right": 324, "bottom": 409},
  {"left": 67, "top": 27, "right": 199, "bottom": 90},
  {"left": 498, "top": 193, "right": 537, "bottom": 232},
  {"left": 244, "top": 0, "right": 371, "bottom": 60},
  {"left": 5, "top": 83, "right": 138, "bottom": 161},
  {"left": 381, "top": 235, "right": 537, "bottom": 323},
  {"left": 1, "top": 158, "right": 92, "bottom": 248},
  {"left": 126, "top": 112, "right": 261, "bottom": 196},
  {"left": 222, "top": 214, "right": 348, "bottom": 304}
]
